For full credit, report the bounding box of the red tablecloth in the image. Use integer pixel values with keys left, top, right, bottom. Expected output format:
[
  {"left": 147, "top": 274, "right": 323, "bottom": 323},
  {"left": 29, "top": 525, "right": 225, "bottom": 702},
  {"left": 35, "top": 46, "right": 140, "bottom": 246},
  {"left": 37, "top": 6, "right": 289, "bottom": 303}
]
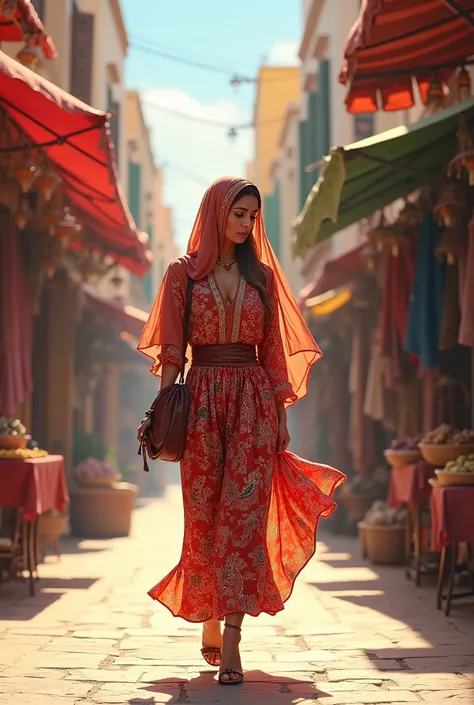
[
  {"left": 0, "top": 455, "right": 69, "bottom": 521},
  {"left": 431, "top": 486, "right": 474, "bottom": 551},
  {"left": 388, "top": 462, "right": 435, "bottom": 509}
]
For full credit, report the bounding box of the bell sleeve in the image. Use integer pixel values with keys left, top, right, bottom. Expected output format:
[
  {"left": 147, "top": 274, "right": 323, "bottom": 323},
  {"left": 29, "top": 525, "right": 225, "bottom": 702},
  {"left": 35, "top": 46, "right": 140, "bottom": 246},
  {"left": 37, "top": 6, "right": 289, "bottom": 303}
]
[
  {"left": 137, "top": 258, "right": 188, "bottom": 376},
  {"left": 258, "top": 270, "right": 296, "bottom": 405}
]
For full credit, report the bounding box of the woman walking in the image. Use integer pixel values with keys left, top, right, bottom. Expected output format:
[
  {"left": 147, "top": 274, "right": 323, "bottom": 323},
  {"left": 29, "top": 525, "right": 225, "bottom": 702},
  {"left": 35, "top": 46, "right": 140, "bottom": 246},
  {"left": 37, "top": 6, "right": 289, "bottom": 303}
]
[{"left": 137, "top": 177, "right": 345, "bottom": 685}]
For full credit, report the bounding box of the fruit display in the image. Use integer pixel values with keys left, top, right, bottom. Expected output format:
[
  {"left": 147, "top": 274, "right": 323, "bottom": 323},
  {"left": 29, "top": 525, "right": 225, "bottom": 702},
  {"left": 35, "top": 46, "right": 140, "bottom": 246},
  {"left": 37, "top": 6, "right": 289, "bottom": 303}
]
[
  {"left": 363, "top": 500, "right": 406, "bottom": 526},
  {"left": 0, "top": 417, "right": 27, "bottom": 436},
  {"left": 0, "top": 447, "right": 48, "bottom": 460},
  {"left": 444, "top": 454, "right": 474, "bottom": 473},
  {"left": 421, "top": 424, "right": 474, "bottom": 445},
  {"left": 390, "top": 434, "right": 422, "bottom": 451},
  {"left": 73, "top": 457, "right": 121, "bottom": 486}
]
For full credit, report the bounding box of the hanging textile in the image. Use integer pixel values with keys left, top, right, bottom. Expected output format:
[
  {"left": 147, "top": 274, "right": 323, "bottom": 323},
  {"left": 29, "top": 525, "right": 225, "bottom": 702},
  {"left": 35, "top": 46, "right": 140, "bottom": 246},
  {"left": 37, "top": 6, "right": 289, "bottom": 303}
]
[
  {"left": 459, "top": 227, "right": 474, "bottom": 347},
  {"left": 405, "top": 212, "right": 445, "bottom": 370},
  {"left": 0, "top": 213, "right": 33, "bottom": 415},
  {"left": 439, "top": 262, "right": 461, "bottom": 351}
]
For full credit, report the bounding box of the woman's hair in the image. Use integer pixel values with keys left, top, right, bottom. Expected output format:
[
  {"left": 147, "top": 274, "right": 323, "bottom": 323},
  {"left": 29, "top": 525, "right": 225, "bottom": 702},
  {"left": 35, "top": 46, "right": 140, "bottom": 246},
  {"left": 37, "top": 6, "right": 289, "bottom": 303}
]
[{"left": 233, "top": 185, "right": 272, "bottom": 323}]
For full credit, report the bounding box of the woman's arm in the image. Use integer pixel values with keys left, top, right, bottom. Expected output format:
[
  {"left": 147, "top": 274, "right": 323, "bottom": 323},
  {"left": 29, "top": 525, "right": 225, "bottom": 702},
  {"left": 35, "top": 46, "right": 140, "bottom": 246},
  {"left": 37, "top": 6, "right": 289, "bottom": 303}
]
[{"left": 160, "top": 362, "right": 180, "bottom": 390}]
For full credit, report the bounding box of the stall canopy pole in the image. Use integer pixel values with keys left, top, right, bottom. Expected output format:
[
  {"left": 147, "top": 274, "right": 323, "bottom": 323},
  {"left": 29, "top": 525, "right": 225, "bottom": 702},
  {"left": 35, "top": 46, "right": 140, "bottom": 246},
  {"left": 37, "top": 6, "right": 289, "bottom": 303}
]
[{"left": 442, "top": 0, "right": 474, "bottom": 28}]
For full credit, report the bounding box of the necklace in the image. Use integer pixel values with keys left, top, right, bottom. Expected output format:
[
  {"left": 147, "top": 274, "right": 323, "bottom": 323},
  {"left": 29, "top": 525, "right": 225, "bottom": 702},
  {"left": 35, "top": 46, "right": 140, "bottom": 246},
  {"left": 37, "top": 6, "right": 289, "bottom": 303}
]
[{"left": 216, "top": 258, "right": 236, "bottom": 272}]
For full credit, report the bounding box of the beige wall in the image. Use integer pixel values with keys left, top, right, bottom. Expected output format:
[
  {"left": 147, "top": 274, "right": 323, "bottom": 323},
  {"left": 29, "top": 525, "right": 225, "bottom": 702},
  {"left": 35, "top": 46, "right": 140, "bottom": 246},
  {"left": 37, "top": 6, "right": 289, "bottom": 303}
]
[{"left": 253, "top": 66, "right": 301, "bottom": 197}]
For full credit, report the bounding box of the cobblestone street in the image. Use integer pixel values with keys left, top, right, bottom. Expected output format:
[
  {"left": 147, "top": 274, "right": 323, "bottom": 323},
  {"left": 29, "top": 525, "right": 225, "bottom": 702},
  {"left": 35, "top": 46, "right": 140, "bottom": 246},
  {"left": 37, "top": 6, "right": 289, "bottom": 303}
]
[{"left": 0, "top": 486, "right": 473, "bottom": 705}]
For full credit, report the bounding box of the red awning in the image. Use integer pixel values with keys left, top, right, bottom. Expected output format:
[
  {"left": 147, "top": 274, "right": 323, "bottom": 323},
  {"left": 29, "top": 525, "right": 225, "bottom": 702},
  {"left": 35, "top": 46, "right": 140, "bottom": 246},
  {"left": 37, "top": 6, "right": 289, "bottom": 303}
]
[
  {"left": 0, "top": 51, "right": 151, "bottom": 276},
  {"left": 339, "top": 0, "right": 474, "bottom": 113},
  {"left": 299, "top": 245, "right": 366, "bottom": 305},
  {"left": 0, "top": 0, "right": 57, "bottom": 59},
  {"left": 82, "top": 286, "right": 149, "bottom": 339}
]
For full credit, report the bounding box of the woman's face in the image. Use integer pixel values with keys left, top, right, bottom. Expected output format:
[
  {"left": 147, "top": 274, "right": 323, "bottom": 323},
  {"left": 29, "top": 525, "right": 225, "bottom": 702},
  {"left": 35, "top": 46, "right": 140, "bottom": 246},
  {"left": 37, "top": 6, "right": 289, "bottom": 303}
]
[{"left": 224, "top": 193, "right": 260, "bottom": 245}]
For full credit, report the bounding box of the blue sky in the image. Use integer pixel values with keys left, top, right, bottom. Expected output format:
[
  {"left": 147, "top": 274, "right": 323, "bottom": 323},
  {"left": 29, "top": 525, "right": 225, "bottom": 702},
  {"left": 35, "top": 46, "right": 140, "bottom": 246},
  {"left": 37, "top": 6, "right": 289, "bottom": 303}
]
[{"left": 122, "top": 0, "right": 302, "bottom": 248}]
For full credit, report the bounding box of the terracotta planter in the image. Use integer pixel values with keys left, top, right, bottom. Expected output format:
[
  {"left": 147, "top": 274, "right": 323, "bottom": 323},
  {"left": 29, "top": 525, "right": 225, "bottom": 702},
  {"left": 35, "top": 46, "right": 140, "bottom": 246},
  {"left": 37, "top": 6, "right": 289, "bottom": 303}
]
[
  {"left": 69, "top": 482, "right": 138, "bottom": 538},
  {"left": 358, "top": 522, "right": 405, "bottom": 565}
]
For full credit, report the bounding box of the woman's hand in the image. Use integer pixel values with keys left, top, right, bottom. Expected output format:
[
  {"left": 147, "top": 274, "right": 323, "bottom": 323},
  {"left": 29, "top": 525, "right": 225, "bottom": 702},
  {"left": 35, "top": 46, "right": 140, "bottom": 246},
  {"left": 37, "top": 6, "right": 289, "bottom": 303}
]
[
  {"left": 277, "top": 417, "right": 290, "bottom": 453},
  {"left": 137, "top": 417, "right": 151, "bottom": 443}
]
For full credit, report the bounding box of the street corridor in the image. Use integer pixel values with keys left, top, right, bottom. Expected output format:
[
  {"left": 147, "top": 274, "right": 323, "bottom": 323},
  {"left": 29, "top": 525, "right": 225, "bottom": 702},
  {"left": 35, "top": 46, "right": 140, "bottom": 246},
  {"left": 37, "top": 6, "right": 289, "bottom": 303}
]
[{"left": 0, "top": 486, "right": 473, "bottom": 704}]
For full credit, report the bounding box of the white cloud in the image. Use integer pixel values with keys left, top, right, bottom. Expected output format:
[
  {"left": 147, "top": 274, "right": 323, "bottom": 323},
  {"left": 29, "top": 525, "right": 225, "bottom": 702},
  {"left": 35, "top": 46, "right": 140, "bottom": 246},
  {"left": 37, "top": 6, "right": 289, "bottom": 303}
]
[
  {"left": 142, "top": 88, "right": 253, "bottom": 251},
  {"left": 266, "top": 40, "right": 300, "bottom": 67}
]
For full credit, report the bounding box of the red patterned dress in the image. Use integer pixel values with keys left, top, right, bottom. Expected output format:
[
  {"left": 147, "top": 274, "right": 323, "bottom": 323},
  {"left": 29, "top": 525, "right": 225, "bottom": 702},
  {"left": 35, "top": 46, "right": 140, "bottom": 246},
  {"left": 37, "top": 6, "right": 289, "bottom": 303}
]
[{"left": 148, "top": 262, "right": 344, "bottom": 621}]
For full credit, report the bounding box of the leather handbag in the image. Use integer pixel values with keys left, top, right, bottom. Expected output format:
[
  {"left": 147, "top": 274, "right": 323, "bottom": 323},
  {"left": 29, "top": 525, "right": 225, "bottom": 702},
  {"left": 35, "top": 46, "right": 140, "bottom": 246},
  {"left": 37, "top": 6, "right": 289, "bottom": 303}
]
[{"left": 138, "top": 277, "right": 194, "bottom": 471}]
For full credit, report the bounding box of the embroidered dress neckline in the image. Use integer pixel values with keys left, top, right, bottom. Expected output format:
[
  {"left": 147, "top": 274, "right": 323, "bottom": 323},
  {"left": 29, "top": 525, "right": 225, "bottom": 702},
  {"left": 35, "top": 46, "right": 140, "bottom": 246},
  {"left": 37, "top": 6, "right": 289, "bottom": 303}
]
[{"left": 209, "top": 272, "right": 242, "bottom": 309}]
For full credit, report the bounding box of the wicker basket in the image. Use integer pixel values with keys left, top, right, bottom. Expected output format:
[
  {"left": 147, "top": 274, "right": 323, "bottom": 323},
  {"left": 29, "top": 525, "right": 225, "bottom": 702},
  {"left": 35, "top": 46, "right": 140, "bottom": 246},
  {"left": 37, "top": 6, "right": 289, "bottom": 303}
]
[
  {"left": 0, "top": 435, "right": 30, "bottom": 450},
  {"left": 69, "top": 482, "right": 138, "bottom": 537},
  {"left": 358, "top": 521, "right": 406, "bottom": 565},
  {"left": 384, "top": 449, "right": 421, "bottom": 467},
  {"left": 341, "top": 491, "right": 374, "bottom": 521},
  {"left": 435, "top": 469, "right": 474, "bottom": 487},
  {"left": 418, "top": 443, "right": 474, "bottom": 466},
  {"left": 357, "top": 521, "right": 369, "bottom": 558}
]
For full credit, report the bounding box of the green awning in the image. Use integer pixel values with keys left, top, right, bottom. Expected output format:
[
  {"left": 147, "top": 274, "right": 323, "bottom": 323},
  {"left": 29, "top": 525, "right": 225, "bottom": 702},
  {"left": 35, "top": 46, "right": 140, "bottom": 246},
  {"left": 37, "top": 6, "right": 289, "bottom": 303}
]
[{"left": 293, "top": 97, "right": 474, "bottom": 259}]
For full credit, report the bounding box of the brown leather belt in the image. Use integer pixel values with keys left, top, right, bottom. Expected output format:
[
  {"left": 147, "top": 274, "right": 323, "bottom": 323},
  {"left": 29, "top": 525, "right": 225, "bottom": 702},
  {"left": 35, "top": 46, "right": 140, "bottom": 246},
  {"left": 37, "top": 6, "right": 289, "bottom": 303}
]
[{"left": 191, "top": 343, "right": 258, "bottom": 367}]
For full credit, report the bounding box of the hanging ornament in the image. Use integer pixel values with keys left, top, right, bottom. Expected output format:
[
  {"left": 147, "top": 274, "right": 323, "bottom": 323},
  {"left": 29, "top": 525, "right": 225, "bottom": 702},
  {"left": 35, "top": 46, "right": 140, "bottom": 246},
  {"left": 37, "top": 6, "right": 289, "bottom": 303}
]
[
  {"left": 17, "top": 38, "right": 40, "bottom": 70},
  {"left": 458, "top": 67, "right": 471, "bottom": 103},
  {"left": 35, "top": 169, "right": 62, "bottom": 202},
  {"left": 434, "top": 183, "right": 469, "bottom": 228},
  {"left": 54, "top": 207, "right": 82, "bottom": 246},
  {"left": 41, "top": 207, "right": 62, "bottom": 235},
  {"left": 14, "top": 196, "right": 33, "bottom": 230},
  {"left": 15, "top": 161, "right": 40, "bottom": 193},
  {"left": 448, "top": 115, "right": 474, "bottom": 186},
  {"left": 361, "top": 243, "right": 378, "bottom": 271},
  {"left": 398, "top": 200, "right": 423, "bottom": 230},
  {"left": 435, "top": 227, "right": 467, "bottom": 265},
  {"left": 427, "top": 76, "right": 444, "bottom": 112}
]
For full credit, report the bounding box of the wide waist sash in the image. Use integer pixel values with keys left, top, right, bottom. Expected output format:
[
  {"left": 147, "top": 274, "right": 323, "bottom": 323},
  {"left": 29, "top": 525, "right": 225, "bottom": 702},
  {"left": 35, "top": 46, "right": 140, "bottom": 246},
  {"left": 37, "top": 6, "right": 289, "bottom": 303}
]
[{"left": 191, "top": 343, "right": 258, "bottom": 367}]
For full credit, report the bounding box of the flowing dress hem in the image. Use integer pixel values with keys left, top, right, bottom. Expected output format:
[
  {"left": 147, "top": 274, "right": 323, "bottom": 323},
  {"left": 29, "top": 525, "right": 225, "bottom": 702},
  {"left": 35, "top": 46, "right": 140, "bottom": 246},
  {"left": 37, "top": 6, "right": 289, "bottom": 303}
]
[{"left": 147, "top": 472, "right": 345, "bottom": 624}]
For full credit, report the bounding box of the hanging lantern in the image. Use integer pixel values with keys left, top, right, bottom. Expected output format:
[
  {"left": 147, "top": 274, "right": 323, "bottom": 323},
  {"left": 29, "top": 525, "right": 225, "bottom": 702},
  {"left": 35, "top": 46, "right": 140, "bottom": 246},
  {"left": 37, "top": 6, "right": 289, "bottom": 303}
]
[
  {"left": 434, "top": 183, "right": 469, "bottom": 228},
  {"left": 367, "top": 211, "right": 392, "bottom": 253},
  {"left": 458, "top": 67, "right": 471, "bottom": 103},
  {"left": 17, "top": 39, "right": 40, "bottom": 70},
  {"left": 448, "top": 115, "right": 474, "bottom": 186},
  {"left": 14, "top": 196, "right": 32, "bottom": 230},
  {"left": 41, "top": 207, "right": 62, "bottom": 236},
  {"left": 54, "top": 208, "right": 82, "bottom": 246},
  {"left": 15, "top": 162, "right": 40, "bottom": 193},
  {"left": 427, "top": 76, "right": 444, "bottom": 111},
  {"left": 435, "top": 228, "right": 467, "bottom": 265},
  {"left": 361, "top": 243, "right": 378, "bottom": 271},
  {"left": 35, "top": 170, "right": 62, "bottom": 202},
  {"left": 398, "top": 200, "right": 423, "bottom": 230}
]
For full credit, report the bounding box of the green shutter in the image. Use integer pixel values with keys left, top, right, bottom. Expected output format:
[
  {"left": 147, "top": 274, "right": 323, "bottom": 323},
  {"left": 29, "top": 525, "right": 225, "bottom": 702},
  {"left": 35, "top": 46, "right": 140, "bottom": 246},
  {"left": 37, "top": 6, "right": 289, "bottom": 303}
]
[
  {"left": 318, "top": 60, "right": 331, "bottom": 157},
  {"left": 308, "top": 89, "right": 320, "bottom": 189},
  {"left": 263, "top": 184, "right": 280, "bottom": 258},
  {"left": 299, "top": 119, "right": 310, "bottom": 211},
  {"left": 128, "top": 160, "right": 141, "bottom": 223}
]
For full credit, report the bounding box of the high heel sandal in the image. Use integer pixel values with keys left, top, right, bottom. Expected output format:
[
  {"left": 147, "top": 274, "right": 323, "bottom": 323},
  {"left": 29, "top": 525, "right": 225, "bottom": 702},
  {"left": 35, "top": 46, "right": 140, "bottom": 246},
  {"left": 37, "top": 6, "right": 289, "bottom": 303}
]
[
  {"left": 200, "top": 646, "right": 221, "bottom": 667},
  {"left": 218, "top": 623, "right": 244, "bottom": 686}
]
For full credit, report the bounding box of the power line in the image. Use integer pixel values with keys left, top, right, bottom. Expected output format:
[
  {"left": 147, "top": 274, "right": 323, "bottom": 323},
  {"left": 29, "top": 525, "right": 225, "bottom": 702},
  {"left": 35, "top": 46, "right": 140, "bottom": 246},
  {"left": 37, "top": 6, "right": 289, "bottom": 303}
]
[
  {"left": 143, "top": 97, "right": 290, "bottom": 132},
  {"left": 129, "top": 37, "right": 300, "bottom": 84},
  {"left": 129, "top": 34, "right": 236, "bottom": 70}
]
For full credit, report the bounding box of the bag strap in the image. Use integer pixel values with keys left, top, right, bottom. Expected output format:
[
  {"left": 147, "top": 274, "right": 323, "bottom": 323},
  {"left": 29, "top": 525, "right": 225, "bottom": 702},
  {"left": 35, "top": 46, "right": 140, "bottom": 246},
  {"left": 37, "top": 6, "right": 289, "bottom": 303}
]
[{"left": 179, "top": 277, "right": 194, "bottom": 384}]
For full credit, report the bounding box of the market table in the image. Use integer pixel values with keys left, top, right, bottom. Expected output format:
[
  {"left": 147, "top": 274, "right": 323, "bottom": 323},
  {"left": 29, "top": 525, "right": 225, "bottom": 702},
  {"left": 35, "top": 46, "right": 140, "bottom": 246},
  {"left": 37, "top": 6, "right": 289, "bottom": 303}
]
[
  {"left": 431, "top": 485, "right": 474, "bottom": 616},
  {"left": 0, "top": 455, "right": 68, "bottom": 595},
  {"left": 388, "top": 461, "right": 436, "bottom": 586}
]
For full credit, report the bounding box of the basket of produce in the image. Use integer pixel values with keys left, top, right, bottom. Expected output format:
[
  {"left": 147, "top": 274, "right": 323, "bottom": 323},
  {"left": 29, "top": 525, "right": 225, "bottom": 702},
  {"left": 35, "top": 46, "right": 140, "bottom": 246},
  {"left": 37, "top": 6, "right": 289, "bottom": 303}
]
[
  {"left": 73, "top": 458, "right": 121, "bottom": 487},
  {"left": 358, "top": 501, "right": 407, "bottom": 565},
  {"left": 418, "top": 424, "right": 474, "bottom": 466},
  {"left": 435, "top": 454, "right": 474, "bottom": 486},
  {"left": 0, "top": 417, "right": 30, "bottom": 450},
  {"left": 384, "top": 435, "right": 421, "bottom": 467}
]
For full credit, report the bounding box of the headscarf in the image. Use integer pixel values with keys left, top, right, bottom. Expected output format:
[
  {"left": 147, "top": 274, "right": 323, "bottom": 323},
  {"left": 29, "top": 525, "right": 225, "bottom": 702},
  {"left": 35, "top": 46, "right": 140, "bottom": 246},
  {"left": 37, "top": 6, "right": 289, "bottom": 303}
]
[{"left": 137, "top": 176, "right": 322, "bottom": 405}]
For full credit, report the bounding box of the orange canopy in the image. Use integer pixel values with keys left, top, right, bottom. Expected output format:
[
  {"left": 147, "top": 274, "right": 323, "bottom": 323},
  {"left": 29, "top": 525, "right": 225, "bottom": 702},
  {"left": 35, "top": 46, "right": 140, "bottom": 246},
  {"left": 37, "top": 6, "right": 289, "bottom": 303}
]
[
  {"left": 0, "top": 0, "right": 57, "bottom": 59},
  {"left": 0, "top": 50, "right": 151, "bottom": 276},
  {"left": 340, "top": 0, "right": 474, "bottom": 113}
]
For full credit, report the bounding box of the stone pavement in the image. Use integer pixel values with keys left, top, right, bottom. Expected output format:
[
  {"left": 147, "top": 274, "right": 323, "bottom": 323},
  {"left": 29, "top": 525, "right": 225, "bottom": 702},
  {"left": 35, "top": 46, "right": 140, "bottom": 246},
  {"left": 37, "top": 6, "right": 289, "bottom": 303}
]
[{"left": 0, "top": 485, "right": 473, "bottom": 705}]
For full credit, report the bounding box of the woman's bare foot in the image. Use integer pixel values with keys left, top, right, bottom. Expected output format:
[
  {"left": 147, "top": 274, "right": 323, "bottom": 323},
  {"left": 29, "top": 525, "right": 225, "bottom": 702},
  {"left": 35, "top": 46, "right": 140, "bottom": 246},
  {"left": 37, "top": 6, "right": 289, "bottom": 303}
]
[
  {"left": 201, "top": 618, "right": 222, "bottom": 667},
  {"left": 218, "top": 623, "right": 243, "bottom": 683}
]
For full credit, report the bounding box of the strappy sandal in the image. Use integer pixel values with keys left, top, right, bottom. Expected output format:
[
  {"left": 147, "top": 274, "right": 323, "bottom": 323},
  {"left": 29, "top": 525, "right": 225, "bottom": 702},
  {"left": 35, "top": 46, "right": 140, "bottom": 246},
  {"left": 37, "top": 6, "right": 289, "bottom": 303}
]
[
  {"left": 218, "top": 623, "right": 244, "bottom": 686},
  {"left": 200, "top": 646, "right": 221, "bottom": 666}
]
